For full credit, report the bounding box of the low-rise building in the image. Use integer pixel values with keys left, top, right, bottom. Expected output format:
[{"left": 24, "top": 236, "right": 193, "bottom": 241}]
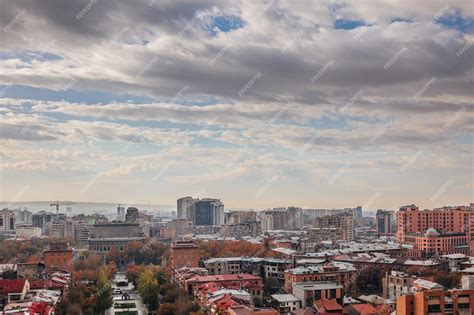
[
  {"left": 284, "top": 262, "right": 356, "bottom": 293},
  {"left": 396, "top": 289, "right": 474, "bottom": 315},
  {"left": 185, "top": 273, "right": 264, "bottom": 298},
  {"left": 43, "top": 242, "right": 74, "bottom": 271},
  {"left": 171, "top": 240, "right": 199, "bottom": 269},
  {"left": 270, "top": 294, "right": 301, "bottom": 314},
  {"left": 441, "top": 253, "right": 469, "bottom": 272},
  {"left": 292, "top": 281, "right": 343, "bottom": 308},
  {"left": 0, "top": 279, "right": 30, "bottom": 307}
]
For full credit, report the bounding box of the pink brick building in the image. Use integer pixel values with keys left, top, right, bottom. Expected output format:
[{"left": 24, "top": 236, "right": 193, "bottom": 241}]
[{"left": 396, "top": 204, "right": 474, "bottom": 256}]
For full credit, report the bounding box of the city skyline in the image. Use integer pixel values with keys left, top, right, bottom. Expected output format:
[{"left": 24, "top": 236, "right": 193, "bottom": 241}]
[{"left": 1, "top": 1, "right": 473, "bottom": 209}]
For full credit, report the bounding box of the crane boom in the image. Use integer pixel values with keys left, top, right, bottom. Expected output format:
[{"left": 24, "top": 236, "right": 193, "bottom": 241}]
[{"left": 50, "top": 200, "right": 76, "bottom": 221}]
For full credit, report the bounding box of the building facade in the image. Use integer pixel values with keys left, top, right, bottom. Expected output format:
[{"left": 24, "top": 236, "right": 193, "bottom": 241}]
[
  {"left": 0, "top": 209, "right": 15, "bottom": 232},
  {"left": 284, "top": 262, "right": 356, "bottom": 293},
  {"left": 43, "top": 242, "right": 74, "bottom": 271},
  {"left": 376, "top": 210, "right": 393, "bottom": 235},
  {"left": 170, "top": 240, "right": 199, "bottom": 269},
  {"left": 396, "top": 204, "right": 474, "bottom": 256},
  {"left": 312, "top": 212, "right": 354, "bottom": 241},
  {"left": 396, "top": 289, "right": 474, "bottom": 315}
]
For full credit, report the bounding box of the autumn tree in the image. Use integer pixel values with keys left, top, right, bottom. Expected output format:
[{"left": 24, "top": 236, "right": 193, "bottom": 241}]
[
  {"left": 138, "top": 266, "right": 159, "bottom": 312},
  {"left": 94, "top": 267, "right": 113, "bottom": 315}
]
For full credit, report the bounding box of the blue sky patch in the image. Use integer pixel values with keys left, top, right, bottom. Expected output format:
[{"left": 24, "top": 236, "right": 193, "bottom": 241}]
[
  {"left": 2, "top": 85, "right": 156, "bottom": 104},
  {"left": 206, "top": 15, "right": 245, "bottom": 34},
  {"left": 0, "top": 51, "right": 63, "bottom": 62},
  {"left": 436, "top": 11, "right": 474, "bottom": 32},
  {"left": 334, "top": 19, "right": 366, "bottom": 30}
]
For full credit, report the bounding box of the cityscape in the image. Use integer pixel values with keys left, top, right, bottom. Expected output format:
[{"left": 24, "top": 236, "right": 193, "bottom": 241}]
[{"left": 1, "top": 0, "right": 473, "bottom": 315}]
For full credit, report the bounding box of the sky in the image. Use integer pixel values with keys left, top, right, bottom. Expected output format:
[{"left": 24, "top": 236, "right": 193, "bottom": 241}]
[{"left": 0, "top": 0, "right": 473, "bottom": 210}]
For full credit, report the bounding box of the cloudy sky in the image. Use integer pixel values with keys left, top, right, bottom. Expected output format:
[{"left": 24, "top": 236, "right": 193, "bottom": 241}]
[{"left": 0, "top": 0, "right": 472, "bottom": 210}]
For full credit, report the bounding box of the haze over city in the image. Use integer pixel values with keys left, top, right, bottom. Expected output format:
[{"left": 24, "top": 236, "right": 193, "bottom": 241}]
[{"left": 1, "top": 0, "right": 472, "bottom": 209}]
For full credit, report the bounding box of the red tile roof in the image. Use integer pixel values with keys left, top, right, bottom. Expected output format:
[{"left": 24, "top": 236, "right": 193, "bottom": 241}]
[
  {"left": 352, "top": 303, "right": 377, "bottom": 315},
  {"left": 0, "top": 279, "right": 27, "bottom": 294},
  {"left": 314, "top": 299, "right": 343, "bottom": 312}
]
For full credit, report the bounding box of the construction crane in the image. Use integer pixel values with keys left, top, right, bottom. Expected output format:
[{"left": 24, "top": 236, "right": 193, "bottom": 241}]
[{"left": 50, "top": 200, "right": 76, "bottom": 221}]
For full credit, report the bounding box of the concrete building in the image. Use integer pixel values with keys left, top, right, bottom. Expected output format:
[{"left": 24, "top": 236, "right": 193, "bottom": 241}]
[
  {"left": 226, "top": 210, "right": 257, "bottom": 225},
  {"left": 376, "top": 210, "right": 393, "bottom": 235},
  {"left": 0, "top": 209, "right": 15, "bottom": 232},
  {"left": 284, "top": 262, "right": 356, "bottom": 294},
  {"left": 462, "top": 275, "right": 474, "bottom": 290},
  {"left": 50, "top": 220, "right": 76, "bottom": 239},
  {"left": 220, "top": 221, "right": 261, "bottom": 238},
  {"left": 177, "top": 196, "right": 195, "bottom": 220},
  {"left": 116, "top": 205, "right": 125, "bottom": 221},
  {"left": 270, "top": 294, "right": 301, "bottom": 314},
  {"left": 13, "top": 209, "right": 32, "bottom": 224},
  {"left": 15, "top": 225, "right": 42, "bottom": 238},
  {"left": 74, "top": 221, "right": 91, "bottom": 246},
  {"left": 88, "top": 222, "right": 145, "bottom": 254},
  {"left": 292, "top": 281, "right": 343, "bottom": 308},
  {"left": 441, "top": 253, "right": 469, "bottom": 272},
  {"left": 312, "top": 212, "right": 354, "bottom": 241},
  {"left": 125, "top": 207, "right": 139, "bottom": 222},
  {"left": 31, "top": 211, "right": 54, "bottom": 234}
]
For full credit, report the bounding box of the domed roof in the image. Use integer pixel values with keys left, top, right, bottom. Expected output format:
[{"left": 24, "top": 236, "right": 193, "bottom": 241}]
[{"left": 425, "top": 227, "right": 440, "bottom": 237}]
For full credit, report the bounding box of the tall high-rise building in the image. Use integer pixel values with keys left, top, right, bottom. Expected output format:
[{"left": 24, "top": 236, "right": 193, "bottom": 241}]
[
  {"left": 117, "top": 205, "right": 125, "bottom": 221},
  {"left": 192, "top": 198, "right": 224, "bottom": 226},
  {"left": 177, "top": 196, "right": 194, "bottom": 219},
  {"left": 125, "top": 207, "right": 139, "bottom": 222},
  {"left": 313, "top": 212, "right": 355, "bottom": 241},
  {"left": 32, "top": 211, "right": 54, "bottom": 229},
  {"left": 376, "top": 210, "right": 393, "bottom": 235},
  {"left": 14, "top": 208, "right": 32, "bottom": 224},
  {"left": 396, "top": 204, "right": 474, "bottom": 243},
  {"left": 396, "top": 204, "right": 474, "bottom": 256},
  {"left": 0, "top": 209, "right": 15, "bottom": 232},
  {"left": 177, "top": 197, "right": 225, "bottom": 226}
]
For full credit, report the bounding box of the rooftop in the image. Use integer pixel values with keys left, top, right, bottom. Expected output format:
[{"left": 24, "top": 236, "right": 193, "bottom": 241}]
[
  {"left": 187, "top": 273, "right": 261, "bottom": 283},
  {"left": 271, "top": 294, "right": 300, "bottom": 302},
  {"left": 0, "top": 279, "right": 27, "bottom": 294},
  {"left": 293, "top": 281, "right": 342, "bottom": 291}
]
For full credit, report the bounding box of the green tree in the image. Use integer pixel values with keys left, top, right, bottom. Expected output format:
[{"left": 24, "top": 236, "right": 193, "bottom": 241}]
[
  {"left": 94, "top": 267, "right": 113, "bottom": 315},
  {"left": 138, "top": 267, "right": 159, "bottom": 312}
]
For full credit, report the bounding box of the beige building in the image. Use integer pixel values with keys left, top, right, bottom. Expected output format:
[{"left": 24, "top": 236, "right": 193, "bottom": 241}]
[
  {"left": 312, "top": 212, "right": 354, "bottom": 241},
  {"left": 0, "top": 209, "right": 15, "bottom": 232}
]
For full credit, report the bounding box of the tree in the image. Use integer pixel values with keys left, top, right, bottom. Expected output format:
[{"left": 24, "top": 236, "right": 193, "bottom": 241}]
[
  {"left": 94, "top": 267, "right": 113, "bottom": 315},
  {"left": 126, "top": 264, "right": 142, "bottom": 286},
  {"left": 264, "top": 276, "right": 281, "bottom": 295},
  {"left": 138, "top": 267, "right": 159, "bottom": 312},
  {"left": 157, "top": 303, "right": 176, "bottom": 315},
  {"left": 356, "top": 268, "right": 383, "bottom": 294},
  {"left": 434, "top": 272, "right": 461, "bottom": 289}
]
